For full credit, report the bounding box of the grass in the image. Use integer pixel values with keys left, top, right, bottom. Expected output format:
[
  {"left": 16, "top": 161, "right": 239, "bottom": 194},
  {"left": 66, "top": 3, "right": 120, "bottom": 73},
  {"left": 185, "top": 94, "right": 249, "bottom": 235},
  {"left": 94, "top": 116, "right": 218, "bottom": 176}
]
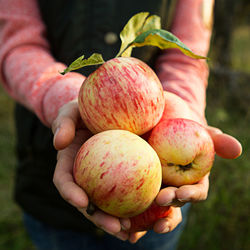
[
  {"left": 178, "top": 78, "right": 250, "bottom": 249},
  {"left": 178, "top": 25, "right": 250, "bottom": 250},
  {"left": 232, "top": 25, "right": 250, "bottom": 73},
  {"left": 0, "top": 25, "right": 249, "bottom": 250},
  {"left": 0, "top": 88, "right": 35, "bottom": 250}
]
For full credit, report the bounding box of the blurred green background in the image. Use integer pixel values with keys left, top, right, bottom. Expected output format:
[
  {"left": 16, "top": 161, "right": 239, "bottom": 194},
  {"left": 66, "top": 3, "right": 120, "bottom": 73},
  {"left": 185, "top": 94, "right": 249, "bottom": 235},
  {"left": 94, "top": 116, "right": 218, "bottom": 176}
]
[{"left": 0, "top": 1, "right": 249, "bottom": 249}]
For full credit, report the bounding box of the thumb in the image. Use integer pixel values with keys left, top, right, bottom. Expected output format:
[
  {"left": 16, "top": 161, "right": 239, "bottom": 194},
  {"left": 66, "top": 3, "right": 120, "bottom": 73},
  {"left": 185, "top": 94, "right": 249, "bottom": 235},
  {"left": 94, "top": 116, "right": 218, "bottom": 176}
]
[
  {"left": 207, "top": 126, "right": 242, "bottom": 159},
  {"left": 52, "top": 100, "right": 80, "bottom": 150}
]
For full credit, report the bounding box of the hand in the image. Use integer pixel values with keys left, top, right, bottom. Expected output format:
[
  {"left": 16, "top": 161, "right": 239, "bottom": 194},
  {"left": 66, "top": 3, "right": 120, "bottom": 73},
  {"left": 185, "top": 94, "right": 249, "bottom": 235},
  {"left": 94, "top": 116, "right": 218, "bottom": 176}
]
[
  {"left": 128, "top": 206, "right": 182, "bottom": 244},
  {"left": 52, "top": 100, "right": 130, "bottom": 241},
  {"left": 155, "top": 125, "right": 242, "bottom": 207},
  {"left": 51, "top": 100, "right": 184, "bottom": 242}
]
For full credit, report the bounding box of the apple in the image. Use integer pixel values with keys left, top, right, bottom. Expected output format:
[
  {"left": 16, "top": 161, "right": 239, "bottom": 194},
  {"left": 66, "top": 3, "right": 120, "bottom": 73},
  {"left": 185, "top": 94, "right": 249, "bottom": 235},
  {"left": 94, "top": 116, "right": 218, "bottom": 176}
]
[
  {"left": 73, "top": 130, "right": 162, "bottom": 218},
  {"left": 128, "top": 202, "right": 171, "bottom": 232},
  {"left": 140, "top": 91, "right": 200, "bottom": 141},
  {"left": 148, "top": 118, "right": 215, "bottom": 186},
  {"left": 78, "top": 57, "right": 165, "bottom": 135}
]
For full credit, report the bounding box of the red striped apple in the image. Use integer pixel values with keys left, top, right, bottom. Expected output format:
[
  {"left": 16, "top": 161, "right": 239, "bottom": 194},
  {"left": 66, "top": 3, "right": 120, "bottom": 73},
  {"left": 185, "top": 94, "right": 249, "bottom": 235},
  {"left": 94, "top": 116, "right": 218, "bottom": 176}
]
[
  {"left": 140, "top": 91, "right": 200, "bottom": 141},
  {"left": 128, "top": 202, "right": 171, "bottom": 232},
  {"left": 148, "top": 118, "right": 215, "bottom": 186},
  {"left": 73, "top": 130, "right": 162, "bottom": 218},
  {"left": 78, "top": 57, "right": 165, "bottom": 135}
]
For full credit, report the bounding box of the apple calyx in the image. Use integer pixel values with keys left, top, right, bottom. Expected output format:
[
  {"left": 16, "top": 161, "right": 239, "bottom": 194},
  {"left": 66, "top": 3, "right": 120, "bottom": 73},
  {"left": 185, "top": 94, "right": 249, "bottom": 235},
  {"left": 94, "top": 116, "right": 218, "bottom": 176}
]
[{"left": 167, "top": 162, "right": 193, "bottom": 171}]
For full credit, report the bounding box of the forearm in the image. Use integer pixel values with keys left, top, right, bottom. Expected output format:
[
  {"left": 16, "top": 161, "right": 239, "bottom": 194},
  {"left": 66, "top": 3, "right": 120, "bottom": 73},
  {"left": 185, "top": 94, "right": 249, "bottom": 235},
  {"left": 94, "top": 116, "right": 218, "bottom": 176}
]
[
  {"left": 0, "top": 0, "right": 85, "bottom": 126},
  {"left": 156, "top": 0, "right": 214, "bottom": 124},
  {"left": 3, "top": 46, "right": 84, "bottom": 125}
]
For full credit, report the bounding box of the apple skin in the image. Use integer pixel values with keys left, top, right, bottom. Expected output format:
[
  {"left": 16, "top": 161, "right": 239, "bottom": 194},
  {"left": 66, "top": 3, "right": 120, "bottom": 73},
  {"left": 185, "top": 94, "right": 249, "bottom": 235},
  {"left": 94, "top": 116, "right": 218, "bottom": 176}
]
[
  {"left": 78, "top": 57, "right": 165, "bottom": 135},
  {"left": 140, "top": 91, "right": 201, "bottom": 141},
  {"left": 73, "top": 130, "right": 162, "bottom": 218},
  {"left": 128, "top": 202, "right": 171, "bottom": 232},
  {"left": 148, "top": 118, "right": 215, "bottom": 187}
]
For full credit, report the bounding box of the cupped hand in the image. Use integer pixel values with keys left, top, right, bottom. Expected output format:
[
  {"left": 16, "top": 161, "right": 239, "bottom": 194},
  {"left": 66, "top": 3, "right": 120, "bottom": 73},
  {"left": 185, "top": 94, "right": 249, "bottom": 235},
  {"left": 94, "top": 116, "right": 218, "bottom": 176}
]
[
  {"left": 51, "top": 100, "right": 184, "bottom": 242},
  {"left": 51, "top": 99, "right": 242, "bottom": 242},
  {"left": 155, "top": 125, "right": 242, "bottom": 207},
  {"left": 52, "top": 100, "right": 130, "bottom": 241}
]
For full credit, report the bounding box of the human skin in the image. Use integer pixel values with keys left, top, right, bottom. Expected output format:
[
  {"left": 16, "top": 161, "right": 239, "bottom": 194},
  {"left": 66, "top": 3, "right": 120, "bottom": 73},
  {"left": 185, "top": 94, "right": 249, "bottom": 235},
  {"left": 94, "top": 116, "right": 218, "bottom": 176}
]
[
  {"left": 161, "top": 91, "right": 194, "bottom": 121},
  {"left": 52, "top": 100, "right": 242, "bottom": 243},
  {"left": 1, "top": 0, "right": 242, "bottom": 243}
]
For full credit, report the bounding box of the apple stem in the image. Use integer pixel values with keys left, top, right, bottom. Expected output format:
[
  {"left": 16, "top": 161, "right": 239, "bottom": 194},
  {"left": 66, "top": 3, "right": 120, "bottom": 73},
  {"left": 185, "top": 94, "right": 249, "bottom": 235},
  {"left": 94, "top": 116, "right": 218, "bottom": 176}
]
[
  {"left": 86, "top": 202, "right": 97, "bottom": 215},
  {"left": 115, "top": 43, "right": 133, "bottom": 58}
]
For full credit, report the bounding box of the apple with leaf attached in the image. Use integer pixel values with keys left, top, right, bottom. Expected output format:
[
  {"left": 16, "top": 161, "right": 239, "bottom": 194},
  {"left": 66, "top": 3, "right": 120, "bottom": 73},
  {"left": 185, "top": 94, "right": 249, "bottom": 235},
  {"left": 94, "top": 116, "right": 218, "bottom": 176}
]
[
  {"left": 61, "top": 12, "right": 205, "bottom": 136},
  {"left": 62, "top": 12, "right": 210, "bottom": 232}
]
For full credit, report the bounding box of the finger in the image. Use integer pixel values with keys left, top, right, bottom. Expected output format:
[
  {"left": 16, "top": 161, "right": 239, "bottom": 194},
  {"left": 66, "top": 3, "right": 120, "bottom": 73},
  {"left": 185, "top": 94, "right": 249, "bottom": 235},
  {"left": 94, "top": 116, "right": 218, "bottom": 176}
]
[
  {"left": 207, "top": 126, "right": 242, "bottom": 159},
  {"left": 53, "top": 150, "right": 89, "bottom": 208},
  {"left": 80, "top": 209, "right": 128, "bottom": 241},
  {"left": 129, "top": 231, "right": 147, "bottom": 244},
  {"left": 213, "top": 133, "right": 242, "bottom": 159},
  {"left": 155, "top": 186, "right": 178, "bottom": 206},
  {"left": 53, "top": 118, "right": 76, "bottom": 150},
  {"left": 175, "top": 173, "right": 209, "bottom": 204},
  {"left": 153, "top": 207, "right": 182, "bottom": 234},
  {"left": 52, "top": 100, "right": 80, "bottom": 150},
  {"left": 120, "top": 218, "right": 131, "bottom": 231},
  {"left": 206, "top": 126, "right": 222, "bottom": 135}
]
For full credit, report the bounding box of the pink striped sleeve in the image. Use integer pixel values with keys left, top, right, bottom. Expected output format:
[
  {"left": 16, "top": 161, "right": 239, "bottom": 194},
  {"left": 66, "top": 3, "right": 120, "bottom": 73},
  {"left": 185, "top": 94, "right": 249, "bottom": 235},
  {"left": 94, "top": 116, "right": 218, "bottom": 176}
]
[
  {"left": 156, "top": 0, "right": 214, "bottom": 124},
  {"left": 0, "top": 0, "right": 85, "bottom": 126}
]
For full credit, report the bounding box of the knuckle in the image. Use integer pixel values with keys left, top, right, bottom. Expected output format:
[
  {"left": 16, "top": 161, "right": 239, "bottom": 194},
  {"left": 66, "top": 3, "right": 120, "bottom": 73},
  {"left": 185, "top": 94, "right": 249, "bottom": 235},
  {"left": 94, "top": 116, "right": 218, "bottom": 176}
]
[
  {"left": 51, "top": 119, "right": 59, "bottom": 134},
  {"left": 61, "top": 192, "right": 72, "bottom": 204},
  {"left": 58, "top": 104, "right": 66, "bottom": 114},
  {"left": 59, "top": 184, "right": 74, "bottom": 206},
  {"left": 60, "top": 193, "right": 72, "bottom": 205},
  {"left": 52, "top": 172, "right": 59, "bottom": 188},
  {"left": 197, "top": 189, "right": 208, "bottom": 201},
  {"left": 201, "top": 192, "right": 208, "bottom": 201}
]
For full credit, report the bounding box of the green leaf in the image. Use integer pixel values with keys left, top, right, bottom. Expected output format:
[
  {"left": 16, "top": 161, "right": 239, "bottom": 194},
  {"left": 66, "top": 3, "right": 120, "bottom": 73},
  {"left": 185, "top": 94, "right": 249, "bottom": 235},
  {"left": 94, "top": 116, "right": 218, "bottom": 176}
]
[
  {"left": 131, "top": 29, "right": 207, "bottom": 59},
  {"left": 60, "top": 53, "right": 105, "bottom": 75},
  {"left": 117, "top": 12, "right": 162, "bottom": 57},
  {"left": 141, "top": 15, "right": 161, "bottom": 33}
]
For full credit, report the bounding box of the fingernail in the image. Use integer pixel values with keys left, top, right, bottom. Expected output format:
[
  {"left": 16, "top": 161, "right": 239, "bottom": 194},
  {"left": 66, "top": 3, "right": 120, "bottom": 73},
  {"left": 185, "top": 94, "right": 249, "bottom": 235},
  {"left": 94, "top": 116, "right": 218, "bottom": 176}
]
[
  {"left": 120, "top": 219, "right": 130, "bottom": 231},
  {"left": 120, "top": 224, "right": 127, "bottom": 231},
  {"left": 53, "top": 127, "right": 60, "bottom": 136},
  {"left": 162, "top": 202, "right": 173, "bottom": 206},
  {"left": 162, "top": 227, "right": 169, "bottom": 233},
  {"left": 53, "top": 128, "right": 60, "bottom": 147},
  {"left": 178, "top": 198, "right": 189, "bottom": 203},
  {"left": 159, "top": 225, "right": 169, "bottom": 234},
  {"left": 156, "top": 221, "right": 170, "bottom": 234}
]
